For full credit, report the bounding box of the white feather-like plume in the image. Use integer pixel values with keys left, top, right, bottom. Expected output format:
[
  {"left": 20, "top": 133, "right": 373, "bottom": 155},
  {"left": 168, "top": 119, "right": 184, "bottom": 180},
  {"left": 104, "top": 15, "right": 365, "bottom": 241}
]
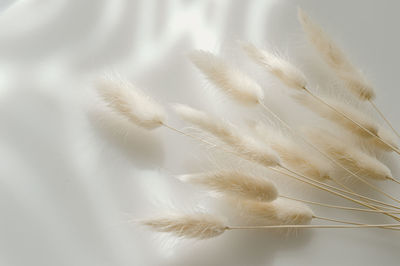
[
  {"left": 96, "top": 74, "right": 166, "bottom": 129},
  {"left": 373, "top": 127, "right": 399, "bottom": 152},
  {"left": 305, "top": 128, "right": 393, "bottom": 181},
  {"left": 294, "top": 93, "right": 398, "bottom": 151},
  {"left": 178, "top": 170, "right": 278, "bottom": 202},
  {"left": 232, "top": 197, "right": 314, "bottom": 225},
  {"left": 252, "top": 122, "right": 332, "bottom": 181},
  {"left": 240, "top": 42, "right": 307, "bottom": 91},
  {"left": 140, "top": 213, "right": 227, "bottom": 239},
  {"left": 173, "top": 104, "right": 281, "bottom": 167},
  {"left": 189, "top": 50, "right": 264, "bottom": 105},
  {"left": 298, "top": 8, "right": 375, "bottom": 101},
  {"left": 294, "top": 93, "right": 378, "bottom": 137}
]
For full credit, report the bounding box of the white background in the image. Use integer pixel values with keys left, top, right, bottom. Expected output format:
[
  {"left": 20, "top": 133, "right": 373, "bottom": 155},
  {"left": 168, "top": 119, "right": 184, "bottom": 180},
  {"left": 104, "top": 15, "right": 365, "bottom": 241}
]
[{"left": 1, "top": 0, "right": 400, "bottom": 265}]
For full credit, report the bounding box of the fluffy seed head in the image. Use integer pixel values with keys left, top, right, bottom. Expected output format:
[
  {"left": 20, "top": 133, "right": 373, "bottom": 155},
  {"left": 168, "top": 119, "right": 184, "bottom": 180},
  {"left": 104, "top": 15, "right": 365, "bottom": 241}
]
[
  {"left": 173, "top": 104, "right": 281, "bottom": 167},
  {"left": 298, "top": 8, "right": 375, "bottom": 101},
  {"left": 374, "top": 127, "right": 399, "bottom": 151},
  {"left": 241, "top": 42, "right": 307, "bottom": 91},
  {"left": 96, "top": 75, "right": 166, "bottom": 129},
  {"left": 252, "top": 122, "right": 332, "bottom": 181},
  {"left": 294, "top": 93, "right": 379, "bottom": 138},
  {"left": 305, "top": 128, "right": 393, "bottom": 181},
  {"left": 233, "top": 198, "right": 314, "bottom": 225},
  {"left": 189, "top": 50, "right": 264, "bottom": 105},
  {"left": 178, "top": 170, "right": 278, "bottom": 201},
  {"left": 294, "top": 94, "right": 398, "bottom": 152},
  {"left": 140, "top": 213, "right": 227, "bottom": 239}
]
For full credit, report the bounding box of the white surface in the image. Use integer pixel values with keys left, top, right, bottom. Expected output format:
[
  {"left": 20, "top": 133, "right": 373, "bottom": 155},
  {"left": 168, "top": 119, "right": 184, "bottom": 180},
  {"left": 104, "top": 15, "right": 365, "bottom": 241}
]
[{"left": 2, "top": 0, "right": 400, "bottom": 265}]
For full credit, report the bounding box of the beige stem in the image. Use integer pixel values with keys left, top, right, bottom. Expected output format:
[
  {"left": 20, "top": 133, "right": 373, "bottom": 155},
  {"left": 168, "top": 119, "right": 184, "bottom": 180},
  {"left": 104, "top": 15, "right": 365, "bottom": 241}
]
[
  {"left": 259, "top": 101, "right": 400, "bottom": 206},
  {"left": 280, "top": 195, "right": 400, "bottom": 214},
  {"left": 369, "top": 100, "right": 400, "bottom": 139},
  {"left": 313, "top": 215, "right": 400, "bottom": 231},
  {"left": 162, "top": 123, "right": 217, "bottom": 148},
  {"left": 388, "top": 176, "right": 400, "bottom": 185},
  {"left": 313, "top": 215, "right": 361, "bottom": 225},
  {"left": 305, "top": 89, "right": 400, "bottom": 155},
  {"left": 163, "top": 122, "right": 400, "bottom": 220},
  {"left": 276, "top": 165, "right": 400, "bottom": 222},
  {"left": 227, "top": 223, "right": 400, "bottom": 230}
]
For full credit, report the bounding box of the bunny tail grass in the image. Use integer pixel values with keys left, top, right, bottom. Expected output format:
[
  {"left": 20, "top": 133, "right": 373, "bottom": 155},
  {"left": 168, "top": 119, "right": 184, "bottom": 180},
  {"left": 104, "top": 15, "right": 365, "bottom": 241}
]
[
  {"left": 240, "top": 42, "right": 307, "bottom": 91},
  {"left": 232, "top": 197, "right": 314, "bottom": 225},
  {"left": 297, "top": 8, "right": 375, "bottom": 101},
  {"left": 252, "top": 122, "right": 332, "bottom": 181},
  {"left": 169, "top": 104, "right": 400, "bottom": 212},
  {"left": 173, "top": 104, "right": 280, "bottom": 167},
  {"left": 295, "top": 93, "right": 399, "bottom": 152},
  {"left": 294, "top": 94, "right": 378, "bottom": 138},
  {"left": 275, "top": 166, "right": 400, "bottom": 222},
  {"left": 296, "top": 10, "right": 400, "bottom": 152},
  {"left": 373, "top": 126, "right": 399, "bottom": 152},
  {"left": 303, "top": 128, "right": 400, "bottom": 206},
  {"left": 169, "top": 103, "right": 400, "bottom": 214},
  {"left": 303, "top": 84, "right": 400, "bottom": 154},
  {"left": 140, "top": 213, "right": 227, "bottom": 239},
  {"left": 189, "top": 50, "right": 264, "bottom": 105},
  {"left": 280, "top": 164, "right": 400, "bottom": 211},
  {"left": 178, "top": 170, "right": 278, "bottom": 202},
  {"left": 168, "top": 111, "right": 400, "bottom": 211},
  {"left": 254, "top": 99, "right": 398, "bottom": 210},
  {"left": 161, "top": 110, "right": 400, "bottom": 217},
  {"left": 96, "top": 75, "right": 166, "bottom": 129},
  {"left": 305, "top": 128, "right": 393, "bottom": 181}
]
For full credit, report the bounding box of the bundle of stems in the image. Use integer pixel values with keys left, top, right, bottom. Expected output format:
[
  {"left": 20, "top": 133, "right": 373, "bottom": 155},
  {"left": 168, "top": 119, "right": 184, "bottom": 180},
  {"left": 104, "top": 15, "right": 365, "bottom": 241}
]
[{"left": 94, "top": 8, "right": 400, "bottom": 242}]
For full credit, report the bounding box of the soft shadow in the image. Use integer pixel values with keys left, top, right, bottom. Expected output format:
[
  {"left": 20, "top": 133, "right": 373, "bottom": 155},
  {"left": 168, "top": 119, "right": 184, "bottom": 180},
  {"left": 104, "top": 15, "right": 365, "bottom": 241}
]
[
  {"left": 164, "top": 229, "right": 313, "bottom": 266},
  {"left": 87, "top": 104, "right": 165, "bottom": 169},
  {"left": 0, "top": 87, "right": 121, "bottom": 265},
  {"left": 0, "top": 0, "right": 107, "bottom": 61}
]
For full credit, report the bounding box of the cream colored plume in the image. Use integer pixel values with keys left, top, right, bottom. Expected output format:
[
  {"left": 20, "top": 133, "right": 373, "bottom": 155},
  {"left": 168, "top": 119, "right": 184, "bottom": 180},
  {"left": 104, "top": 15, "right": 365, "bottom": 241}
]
[
  {"left": 294, "top": 93, "right": 378, "bottom": 137},
  {"left": 178, "top": 170, "right": 278, "bottom": 202},
  {"left": 373, "top": 127, "right": 399, "bottom": 151},
  {"left": 189, "top": 50, "right": 264, "bottom": 105},
  {"left": 173, "top": 104, "right": 281, "bottom": 167},
  {"left": 96, "top": 75, "right": 166, "bottom": 129},
  {"left": 305, "top": 128, "right": 393, "bottom": 181},
  {"left": 140, "top": 213, "right": 227, "bottom": 239},
  {"left": 240, "top": 42, "right": 307, "bottom": 91},
  {"left": 298, "top": 8, "right": 375, "bottom": 101},
  {"left": 233, "top": 197, "right": 314, "bottom": 225},
  {"left": 252, "top": 122, "right": 332, "bottom": 181},
  {"left": 294, "top": 93, "right": 398, "bottom": 151}
]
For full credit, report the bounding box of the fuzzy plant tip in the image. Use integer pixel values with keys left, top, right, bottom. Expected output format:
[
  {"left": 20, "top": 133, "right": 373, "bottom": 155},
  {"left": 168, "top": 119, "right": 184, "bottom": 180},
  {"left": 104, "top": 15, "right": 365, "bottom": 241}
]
[
  {"left": 173, "top": 104, "right": 281, "bottom": 167},
  {"left": 297, "top": 7, "right": 375, "bottom": 101},
  {"left": 252, "top": 122, "right": 332, "bottom": 181},
  {"left": 240, "top": 41, "right": 307, "bottom": 91},
  {"left": 188, "top": 50, "right": 264, "bottom": 105},
  {"left": 178, "top": 171, "right": 278, "bottom": 202},
  {"left": 305, "top": 128, "right": 393, "bottom": 181},
  {"left": 140, "top": 213, "right": 227, "bottom": 239},
  {"left": 233, "top": 197, "right": 314, "bottom": 225},
  {"left": 96, "top": 75, "right": 166, "bottom": 130},
  {"left": 293, "top": 93, "right": 378, "bottom": 138}
]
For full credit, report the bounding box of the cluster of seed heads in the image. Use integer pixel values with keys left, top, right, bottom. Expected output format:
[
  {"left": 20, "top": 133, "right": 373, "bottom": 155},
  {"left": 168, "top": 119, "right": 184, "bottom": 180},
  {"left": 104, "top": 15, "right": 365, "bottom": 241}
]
[{"left": 95, "top": 8, "right": 400, "bottom": 240}]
